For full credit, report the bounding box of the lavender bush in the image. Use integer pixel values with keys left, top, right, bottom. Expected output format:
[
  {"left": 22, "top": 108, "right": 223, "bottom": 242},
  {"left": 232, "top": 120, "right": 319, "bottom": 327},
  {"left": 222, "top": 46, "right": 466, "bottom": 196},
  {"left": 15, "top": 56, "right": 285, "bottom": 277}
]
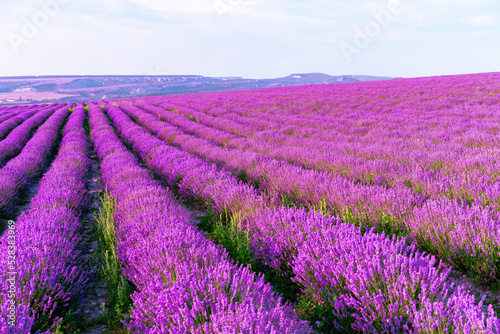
[{"left": 0, "top": 103, "right": 89, "bottom": 332}]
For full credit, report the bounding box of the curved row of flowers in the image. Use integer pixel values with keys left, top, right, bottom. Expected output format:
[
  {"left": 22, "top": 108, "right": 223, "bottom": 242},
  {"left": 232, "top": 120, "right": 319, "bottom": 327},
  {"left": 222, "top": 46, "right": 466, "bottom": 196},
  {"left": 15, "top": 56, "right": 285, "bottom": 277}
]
[
  {"left": 0, "top": 104, "right": 70, "bottom": 215},
  {"left": 0, "top": 104, "right": 64, "bottom": 168},
  {"left": 88, "top": 102, "right": 311, "bottom": 333},
  {"left": 0, "top": 105, "right": 22, "bottom": 116},
  {"left": 0, "top": 107, "right": 24, "bottom": 121},
  {"left": 0, "top": 103, "right": 89, "bottom": 332},
  {"left": 0, "top": 107, "right": 40, "bottom": 139},
  {"left": 0, "top": 104, "right": 40, "bottom": 122}
]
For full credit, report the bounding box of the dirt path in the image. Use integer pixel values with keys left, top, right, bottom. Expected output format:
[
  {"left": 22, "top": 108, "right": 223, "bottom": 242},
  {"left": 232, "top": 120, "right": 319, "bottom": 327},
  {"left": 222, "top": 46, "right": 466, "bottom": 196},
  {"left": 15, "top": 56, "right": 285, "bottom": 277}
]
[
  {"left": 449, "top": 268, "right": 500, "bottom": 313},
  {"left": 73, "top": 150, "right": 108, "bottom": 333}
]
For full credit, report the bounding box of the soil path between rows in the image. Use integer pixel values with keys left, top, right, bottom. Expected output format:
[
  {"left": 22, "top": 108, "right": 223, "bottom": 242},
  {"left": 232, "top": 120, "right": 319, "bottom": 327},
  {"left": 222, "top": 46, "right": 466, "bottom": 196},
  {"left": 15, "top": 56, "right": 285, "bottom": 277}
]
[{"left": 75, "top": 150, "right": 108, "bottom": 333}]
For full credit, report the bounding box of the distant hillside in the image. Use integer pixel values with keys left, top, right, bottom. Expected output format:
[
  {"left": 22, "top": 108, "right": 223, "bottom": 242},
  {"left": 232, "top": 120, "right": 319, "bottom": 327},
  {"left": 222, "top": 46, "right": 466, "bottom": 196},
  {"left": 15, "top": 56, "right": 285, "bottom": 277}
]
[{"left": 0, "top": 73, "right": 397, "bottom": 105}]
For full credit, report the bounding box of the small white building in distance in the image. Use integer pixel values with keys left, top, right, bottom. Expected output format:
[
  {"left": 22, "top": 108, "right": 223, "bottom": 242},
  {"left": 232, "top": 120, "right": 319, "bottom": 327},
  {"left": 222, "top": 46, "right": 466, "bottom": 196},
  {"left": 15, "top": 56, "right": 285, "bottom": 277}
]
[{"left": 13, "top": 87, "right": 37, "bottom": 92}]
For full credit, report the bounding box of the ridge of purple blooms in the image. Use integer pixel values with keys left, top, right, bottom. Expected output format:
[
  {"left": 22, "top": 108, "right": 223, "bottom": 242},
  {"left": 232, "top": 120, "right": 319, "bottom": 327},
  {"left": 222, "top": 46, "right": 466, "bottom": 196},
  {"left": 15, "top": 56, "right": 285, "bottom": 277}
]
[
  {"left": 0, "top": 108, "right": 39, "bottom": 132},
  {"left": 0, "top": 103, "right": 89, "bottom": 332},
  {"left": 0, "top": 106, "right": 19, "bottom": 115},
  {"left": 243, "top": 206, "right": 500, "bottom": 332},
  {"left": 406, "top": 197, "right": 500, "bottom": 281},
  {"left": 0, "top": 104, "right": 70, "bottom": 215},
  {"left": 0, "top": 105, "right": 39, "bottom": 119},
  {"left": 88, "top": 102, "right": 312, "bottom": 333},
  {"left": 0, "top": 104, "right": 63, "bottom": 168}
]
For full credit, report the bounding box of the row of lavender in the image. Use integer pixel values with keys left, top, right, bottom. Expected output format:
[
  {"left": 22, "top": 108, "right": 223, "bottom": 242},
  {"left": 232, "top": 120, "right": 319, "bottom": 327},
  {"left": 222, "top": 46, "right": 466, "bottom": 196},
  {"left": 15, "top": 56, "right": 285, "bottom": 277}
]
[
  {"left": 0, "top": 104, "right": 70, "bottom": 216},
  {"left": 0, "top": 104, "right": 64, "bottom": 169},
  {"left": 0, "top": 106, "right": 19, "bottom": 115},
  {"left": 88, "top": 102, "right": 310, "bottom": 332},
  {"left": 1, "top": 103, "right": 89, "bottom": 332},
  {"left": 117, "top": 99, "right": 500, "bottom": 283},
  {"left": 0, "top": 107, "right": 39, "bottom": 140},
  {"left": 0, "top": 104, "right": 41, "bottom": 120},
  {"left": 103, "top": 101, "right": 500, "bottom": 332},
  {"left": 0, "top": 104, "right": 35, "bottom": 113},
  {"left": 0, "top": 104, "right": 58, "bottom": 125},
  {"left": 0, "top": 108, "right": 28, "bottom": 122}
]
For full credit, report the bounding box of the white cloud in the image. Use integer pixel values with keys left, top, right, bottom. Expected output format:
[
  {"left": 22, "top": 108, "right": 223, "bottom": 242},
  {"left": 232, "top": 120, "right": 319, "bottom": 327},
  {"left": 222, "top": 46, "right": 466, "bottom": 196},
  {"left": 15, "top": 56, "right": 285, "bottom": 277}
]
[
  {"left": 465, "top": 14, "right": 498, "bottom": 26},
  {"left": 103, "top": 0, "right": 121, "bottom": 11},
  {"left": 125, "top": 0, "right": 214, "bottom": 13}
]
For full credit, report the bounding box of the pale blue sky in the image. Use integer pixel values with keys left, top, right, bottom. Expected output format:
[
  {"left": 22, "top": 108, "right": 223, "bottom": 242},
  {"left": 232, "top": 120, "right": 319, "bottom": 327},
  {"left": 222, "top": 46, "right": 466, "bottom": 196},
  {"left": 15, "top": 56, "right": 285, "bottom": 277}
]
[{"left": 0, "top": 0, "right": 499, "bottom": 78}]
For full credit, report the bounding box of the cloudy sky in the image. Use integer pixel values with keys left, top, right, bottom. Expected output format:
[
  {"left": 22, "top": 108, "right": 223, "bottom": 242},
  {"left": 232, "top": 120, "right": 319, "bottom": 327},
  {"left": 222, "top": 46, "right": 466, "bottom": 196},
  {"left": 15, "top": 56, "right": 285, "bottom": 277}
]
[{"left": 0, "top": 0, "right": 499, "bottom": 78}]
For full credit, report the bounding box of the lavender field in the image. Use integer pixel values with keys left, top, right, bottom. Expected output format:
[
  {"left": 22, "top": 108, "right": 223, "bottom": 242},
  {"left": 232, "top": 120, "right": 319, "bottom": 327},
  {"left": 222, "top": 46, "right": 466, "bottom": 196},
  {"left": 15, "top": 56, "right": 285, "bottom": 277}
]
[{"left": 1, "top": 72, "right": 500, "bottom": 333}]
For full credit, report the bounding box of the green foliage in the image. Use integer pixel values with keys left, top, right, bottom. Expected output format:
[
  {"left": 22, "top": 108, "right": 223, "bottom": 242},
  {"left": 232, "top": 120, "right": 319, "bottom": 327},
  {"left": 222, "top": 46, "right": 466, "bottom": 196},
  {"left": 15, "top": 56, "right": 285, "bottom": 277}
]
[
  {"left": 340, "top": 206, "right": 408, "bottom": 237},
  {"left": 201, "top": 203, "right": 303, "bottom": 305},
  {"left": 280, "top": 194, "right": 307, "bottom": 209},
  {"left": 210, "top": 219, "right": 254, "bottom": 267},
  {"left": 429, "top": 159, "right": 444, "bottom": 171},
  {"left": 295, "top": 296, "right": 358, "bottom": 334},
  {"left": 197, "top": 204, "right": 218, "bottom": 233},
  {"left": 196, "top": 203, "right": 253, "bottom": 267},
  {"left": 167, "top": 135, "right": 176, "bottom": 145},
  {"left": 52, "top": 303, "right": 107, "bottom": 334},
  {"left": 403, "top": 178, "right": 424, "bottom": 195},
  {"left": 94, "top": 192, "right": 135, "bottom": 331}
]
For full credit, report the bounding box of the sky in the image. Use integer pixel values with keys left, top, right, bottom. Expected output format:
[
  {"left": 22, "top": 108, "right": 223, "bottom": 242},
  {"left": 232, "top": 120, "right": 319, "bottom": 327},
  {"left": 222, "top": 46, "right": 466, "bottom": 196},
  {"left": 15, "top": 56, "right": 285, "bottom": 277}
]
[{"left": 0, "top": 0, "right": 499, "bottom": 79}]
